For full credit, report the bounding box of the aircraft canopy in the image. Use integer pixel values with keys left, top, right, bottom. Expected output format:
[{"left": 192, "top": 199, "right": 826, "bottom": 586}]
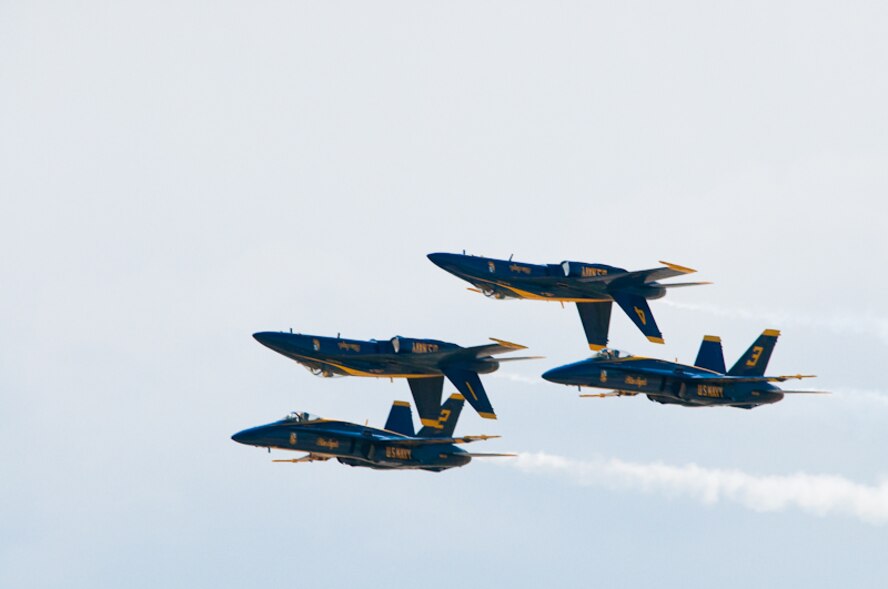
[
  {"left": 595, "top": 348, "right": 633, "bottom": 360},
  {"left": 285, "top": 411, "right": 321, "bottom": 423}
]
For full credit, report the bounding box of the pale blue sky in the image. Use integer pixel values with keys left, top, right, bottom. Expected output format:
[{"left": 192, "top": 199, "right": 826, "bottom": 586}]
[{"left": 2, "top": 2, "right": 887, "bottom": 587}]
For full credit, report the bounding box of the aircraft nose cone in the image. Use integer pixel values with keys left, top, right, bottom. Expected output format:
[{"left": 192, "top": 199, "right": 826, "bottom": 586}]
[
  {"left": 542, "top": 363, "right": 586, "bottom": 385},
  {"left": 232, "top": 425, "right": 267, "bottom": 446},
  {"left": 427, "top": 252, "right": 457, "bottom": 270},
  {"left": 253, "top": 331, "right": 294, "bottom": 352}
]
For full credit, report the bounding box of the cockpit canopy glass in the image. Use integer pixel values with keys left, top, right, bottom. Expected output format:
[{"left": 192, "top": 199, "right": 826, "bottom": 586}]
[
  {"left": 595, "top": 348, "right": 633, "bottom": 360},
  {"left": 284, "top": 411, "right": 321, "bottom": 423}
]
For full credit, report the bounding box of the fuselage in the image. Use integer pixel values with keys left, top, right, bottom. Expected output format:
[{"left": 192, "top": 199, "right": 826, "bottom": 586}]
[
  {"left": 232, "top": 417, "right": 471, "bottom": 471},
  {"left": 253, "top": 331, "right": 499, "bottom": 378},
  {"left": 427, "top": 252, "right": 667, "bottom": 302},
  {"left": 542, "top": 355, "right": 785, "bottom": 409}
]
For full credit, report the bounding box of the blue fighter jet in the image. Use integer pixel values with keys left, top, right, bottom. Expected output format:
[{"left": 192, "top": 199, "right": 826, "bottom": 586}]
[
  {"left": 542, "top": 329, "right": 826, "bottom": 409},
  {"left": 428, "top": 252, "right": 709, "bottom": 350},
  {"left": 253, "top": 331, "right": 538, "bottom": 424},
  {"left": 231, "top": 394, "right": 512, "bottom": 472}
]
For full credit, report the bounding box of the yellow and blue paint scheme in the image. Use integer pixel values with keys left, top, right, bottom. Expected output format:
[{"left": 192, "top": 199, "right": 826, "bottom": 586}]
[
  {"left": 427, "top": 252, "right": 709, "bottom": 350},
  {"left": 542, "top": 329, "right": 823, "bottom": 409},
  {"left": 231, "top": 396, "right": 509, "bottom": 472},
  {"left": 253, "top": 331, "right": 535, "bottom": 424}
]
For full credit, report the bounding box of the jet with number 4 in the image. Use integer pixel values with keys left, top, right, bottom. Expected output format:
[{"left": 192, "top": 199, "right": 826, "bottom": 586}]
[
  {"left": 253, "top": 331, "right": 538, "bottom": 425},
  {"left": 542, "top": 329, "right": 827, "bottom": 409},
  {"left": 427, "top": 252, "right": 709, "bottom": 350},
  {"left": 231, "top": 394, "right": 513, "bottom": 472}
]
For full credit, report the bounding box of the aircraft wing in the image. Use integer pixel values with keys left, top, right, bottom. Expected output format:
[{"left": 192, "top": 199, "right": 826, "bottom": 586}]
[
  {"left": 385, "top": 435, "right": 501, "bottom": 446},
  {"left": 577, "top": 261, "right": 698, "bottom": 285},
  {"left": 272, "top": 453, "right": 332, "bottom": 463},
  {"left": 687, "top": 374, "right": 817, "bottom": 384}
]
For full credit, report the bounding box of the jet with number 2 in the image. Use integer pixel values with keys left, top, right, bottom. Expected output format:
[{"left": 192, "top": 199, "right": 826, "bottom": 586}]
[
  {"left": 253, "top": 331, "right": 537, "bottom": 425},
  {"left": 542, "top": 329, "right": 827, "bottom": 409},
  {"left": 428, "top": 252, "right": 709, "bottom": 350},
  {"left": 231, "top": 394, "right": 512, "bottom": 472}
]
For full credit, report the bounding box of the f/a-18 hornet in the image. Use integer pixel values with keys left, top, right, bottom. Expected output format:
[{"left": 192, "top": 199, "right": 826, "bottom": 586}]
[
  {"left": 427, "top": 252, "right": 709, "bottom": 350},
  {"left": 231, "top": 394, "right": 512, "bottom": 472},
  {"left": 253, "top": 331, "right": 538, "bottom": 425},
  {"left": 542, "top": 329, "right": 826, "bottom": 409}
]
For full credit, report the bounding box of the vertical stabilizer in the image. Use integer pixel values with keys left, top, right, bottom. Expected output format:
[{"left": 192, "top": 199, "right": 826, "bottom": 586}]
[
  {"left": 728, "top": 329, "right": 780, "bottom": 377},
  {"left": 384, "top": 401, "right": 415, "bottom": 436},
  {"left": 694, "top": 335, "right": 726, "bottom": 373},
  {"left": 417, "top": 394, "right": 465, "bottom": 438}
]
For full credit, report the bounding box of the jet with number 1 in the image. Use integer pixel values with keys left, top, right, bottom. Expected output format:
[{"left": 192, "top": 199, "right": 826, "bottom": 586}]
[
  {"left": 542, "top": 329, "right": 827, "bottom": 409},
  {"left": 253, "top": 331, "right": 537, "bottom": 425},
  {"left": 231, "top": 394, "right": 512, "bottom": 472},
  {"left": 428, "top": 252, "right": 709, "bottom": 350}
]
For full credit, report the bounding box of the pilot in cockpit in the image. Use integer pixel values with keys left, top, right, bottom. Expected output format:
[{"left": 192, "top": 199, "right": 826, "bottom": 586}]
[
  {"left": 284, "top": 411, "right": 321, "bottom": 423},
  {"left": 596, "top": 348, "right": 632, "bottom": 360}
]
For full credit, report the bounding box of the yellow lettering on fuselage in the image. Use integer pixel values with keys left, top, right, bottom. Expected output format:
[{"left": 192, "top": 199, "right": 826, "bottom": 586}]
[
  {"left": 697, "top": 384, "right": 724, "bottom": 398},
  {"left": 411, "top": 342, "right": 440, "bottom": 353},
  {"left": 338, "top": 341, "right": 361, "bottom": 352},
  {"left": 509, "top": 264, "right": 531, "bottom": 275},
  {"left": 582, "top": 267, "right": 608, "bottom": 277},
  {"left": 625, "top": 376, "right": 647, "bottom": 387},
  {"left": 385, "top": 446, "right": 412, "bottom": 460},
  {"left": 316, "top": 437, "right": 340, "bottom": 449}
]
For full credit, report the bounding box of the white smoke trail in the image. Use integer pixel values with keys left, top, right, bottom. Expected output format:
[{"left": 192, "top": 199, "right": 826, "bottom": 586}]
[
  {"left": 661, "top": 300, "right": 888, "bottom": 346},
  {"left": 491, "top": 372, "right": 546, "bottom": 385},
  {"left": 511, "top": 452, "right": 888, "bottom": 525}
]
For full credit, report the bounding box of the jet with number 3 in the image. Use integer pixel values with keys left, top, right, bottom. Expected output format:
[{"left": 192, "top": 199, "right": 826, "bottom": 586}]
[
  {"left": 542, "top": 329, "right": 827, "bottom": 409},
  {"left": 253, "top": 330, "right": 538, "bottom": 425},
  {"left": 231, "top": 394, "right": 513, "bottom": 472},
  {"left": 427, "top": 252, "right": 709, "bottom": 350}
]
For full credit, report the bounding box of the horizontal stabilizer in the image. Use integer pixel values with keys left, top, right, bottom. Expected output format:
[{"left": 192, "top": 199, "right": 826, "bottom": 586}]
[
  {"left": 691, "top": 374, "right": 816, "bottom": 384},
  {"left": 487, "top": 337, "right": 527, "bottom": 350},
  {"left": 461, "top": 338, "right": 529, "bottom": 360},
  {"left": 660, "top": 281, "right": 712, "bottom": 288},
  {"left": 577, "top": 261, "right": 698, "bottom": 285},
  {"left": 389, "top": 434, "right": 500, "bottom": 446},
  {"left": 492, "top": 356, "right": 545, "bottom": 362},
  {"left": 462, "top": 452, "right": 517, "bottom": 458}
]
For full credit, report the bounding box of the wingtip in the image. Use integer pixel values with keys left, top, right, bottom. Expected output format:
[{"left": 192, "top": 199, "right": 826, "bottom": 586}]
[
  {"left": 658, "top": 260, "right": 697, "bottom": 274},
  {"left": 489, "top": 337, "right": 527, "bottom": 350}
]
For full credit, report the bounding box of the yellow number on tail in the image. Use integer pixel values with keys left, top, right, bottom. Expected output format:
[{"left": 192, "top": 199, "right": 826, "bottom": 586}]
[
  {"left": 634, "top": 306, "right": 647, "bottom": 326},
  {"left": 746, "top": 346, "right": 764, "bottom": 367}
]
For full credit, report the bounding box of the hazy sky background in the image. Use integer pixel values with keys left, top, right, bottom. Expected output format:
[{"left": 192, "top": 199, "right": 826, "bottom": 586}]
[{"left": 2, "top": 1, "right": 887, "bottom": 587}]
